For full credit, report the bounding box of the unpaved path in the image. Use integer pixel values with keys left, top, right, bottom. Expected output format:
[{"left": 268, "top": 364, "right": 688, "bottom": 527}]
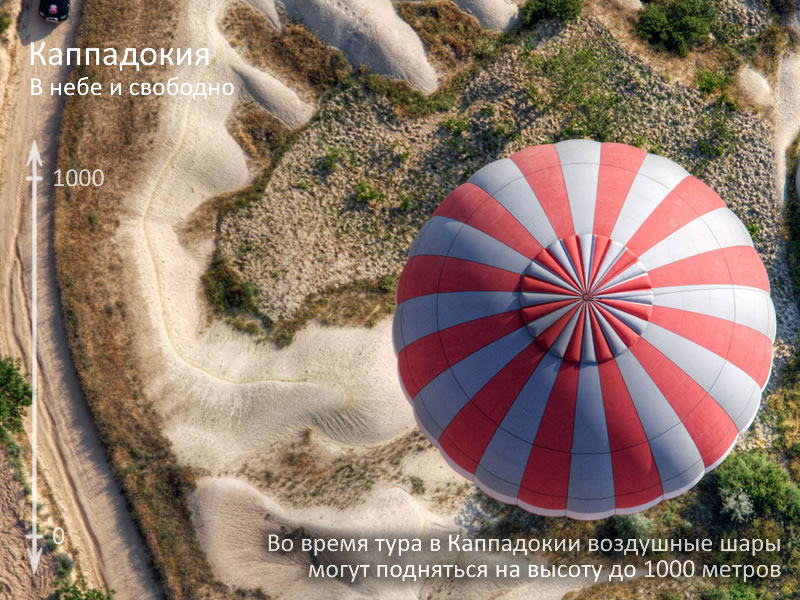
[{"left": 0, "top": 4, "right": 159, "bottom": 598}]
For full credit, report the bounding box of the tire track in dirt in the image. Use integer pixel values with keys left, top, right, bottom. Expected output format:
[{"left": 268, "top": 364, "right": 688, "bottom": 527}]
[{"left": 0, "top": 3, "right": 159, "bottom": 598}]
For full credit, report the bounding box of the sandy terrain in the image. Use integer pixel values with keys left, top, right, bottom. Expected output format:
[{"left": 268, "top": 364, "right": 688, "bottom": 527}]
[
  {"left": 450, "top": 0, "right": 520, "bottom": 31},
  {"left": 738, "top": 65, "right": 773, "bottom": 107},
  {"left": 775, "top": 27, "right": 800, "bottom": 202},
  {"left": 0, "top": 452, "right": 55, "bottom": 598},
  {"left": 0, "top": 3, "right": 158, "bottom": 598},
  {"left": 245, "top": 0, "right": 439, "bottom": 92}
]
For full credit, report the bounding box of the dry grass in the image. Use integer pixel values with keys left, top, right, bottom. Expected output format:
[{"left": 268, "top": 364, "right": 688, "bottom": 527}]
[
  {"left": 396, "top": 0, "right": 501, "bottom": 72},
  {"left": 244, "top": 430, "right": 430, "bottom": 508},
  {"left": 268, "top": 276, "right": 398, "bottom": 347},
  {"left": 222, "top": 0, "right": 351, "bottom": 100}
]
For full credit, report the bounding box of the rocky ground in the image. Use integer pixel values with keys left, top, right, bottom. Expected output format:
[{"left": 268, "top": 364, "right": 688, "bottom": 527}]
[{"left": 218, "top": 14, "right": 799, "bottom": 375}]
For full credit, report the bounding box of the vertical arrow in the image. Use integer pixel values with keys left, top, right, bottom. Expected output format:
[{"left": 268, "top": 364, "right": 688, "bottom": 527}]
[{"left": 25, "top": 140, "right": 43, "bottom": 574}]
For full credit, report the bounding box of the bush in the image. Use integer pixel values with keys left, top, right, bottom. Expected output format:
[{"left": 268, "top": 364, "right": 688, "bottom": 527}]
[
  {"left": 0, "top": 13, "right": 12, "bottom": 35},
  {"left": 696, "top": 69, "right": 729, "bottom": 95},
  {"left": 720, "top": 488, "right": 754, "bottom": 523},
  {"left": 55, "top": 576, "right": 114, "bottom": 600},
  {"left": 522, "top": 0, "right": 583, "bottom": 25},
  {"left": 701, "top": 583, "right": 761, "bottom": 600},
  {"left": 717, "top": 450, "right": 800, "bottom": 521},
  {"left": 0, "top": 356, "right": 32, "bottom": 435},
  {"left": 610, "top": 513, "right": 654, "bottom": 541},
  {"left": 636, "top": 0, "right": 716, "bottom": 56}
]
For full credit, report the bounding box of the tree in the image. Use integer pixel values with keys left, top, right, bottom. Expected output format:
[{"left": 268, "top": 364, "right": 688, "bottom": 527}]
[
  {"left": 55, "top": 576, "right": 114, "bottom": 600},
  {"left": 0, "top": 356, "right": 32, "bottom": 434}
]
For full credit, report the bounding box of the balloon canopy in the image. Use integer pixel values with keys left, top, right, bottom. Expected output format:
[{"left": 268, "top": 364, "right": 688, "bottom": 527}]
[{"left": 393, "top": 140, "right": 775, "bottom": 519}]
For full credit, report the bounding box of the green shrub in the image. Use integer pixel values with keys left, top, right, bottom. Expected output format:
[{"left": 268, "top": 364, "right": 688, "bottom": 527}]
[
  {"left": 611, "top": 513, "right": 654, "bottom": 541},
  {"left": 720, "top": 488, "right": 754, "bottom": 523},
  {"left": 636, "top": 0, "right": 716, "bottom": 56},
  {"left": 701, "top": 583, "right": 761, "bottom": 600},
  {"left": 522, "top": 0, "right": 583, "bottom": 25},
  {"left": 0, "top": 13, "right": 11, "bottom": 35},
  {"left": 0, "top": 356, "right": 32, "bottom": 435},
  {"left": 55, "top": 576, "right": 114, "bottom": 600},
  {"left": 717, "top": 450, "right": 800, "bottom": 521},
  {"left": 355, "top": 179, "right": 384, "bottom": 204},
  {"left": 696, "top": 69, "right": 729, "bottom": 95},
  {"left": 54, "top": 553, "right": 74, "bottom": 579}
]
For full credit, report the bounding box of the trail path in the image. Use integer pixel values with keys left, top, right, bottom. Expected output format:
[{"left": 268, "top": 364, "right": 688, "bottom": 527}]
[{"left": 0, "top": 4, "right": 159, "bottom": 598}]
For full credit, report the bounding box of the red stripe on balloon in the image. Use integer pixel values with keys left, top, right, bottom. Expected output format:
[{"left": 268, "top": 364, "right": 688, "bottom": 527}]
[
  {"left": 564, "top": 305, "right": 587, "bottom": 363},
  {"left": 521, "top": 299, "right": 578, "bottom": 323},
  {"left": 598, "top": 359, "right": 663, "bottom": 506},
  {"left": 398, "top": 310, "right": 523, "bottom": 399},
  {"left": 588, "top": 235, "right": 612, "bottom": 289},
  {"left": 562, "top": 235, "right": 585, "bottom": 286},
  {"left": 535, "top": 304, "right": 581, "bottom": 350},
  {"left": 589, "top": 307, "right": 614, "bottom": 362},
  {"left": 599, "top": 274, "right": 652, "bottom": 296},
  {"left": 397, "top": 256, "right": 522, "bottom": 304},
  {"left": 397, "top": 255, "right": 447, "bottom": 305},
  {"left": 438, "top": 343, "right": 545, "bottom": 473},
  {"left": 518, "top": 362, "right": 580, "bottom": 510},
  {"left": 626, "top": 177, "right": 725, "bottom": 257},
  {"left": 535, "top": 248, "right": 582, "bottom": 290},
  {"left": 530, "top": 361, "right": 580, "bottom": 452},
  {"left": 593, "top": 143, "right": 647, "bottom": 237},
  {"left": 596, "top": 298, "right": 653, "bottom": 322},
  {"left": 510, "top": 146, "right": 575, "bottom": 240},
  {"left": 648, "top": 247, "right": 768, "bottom": 291},
  {"left": 593, "top": 248, "right": 639, "bottom": 291},
  {"left": 398, "top": 333, "right": 449, "bottom": 401},
  {"left": 593, "top": 304, "right": 640, "bottom": 348},
  {"left": 631, "top": 339, "right": 738, "bottom": 467},
  {"left": 439, "top": 310, "right": 525, "bottom": 369},
  {"left": 521, "top": 277, "right": 580, "bottom": 296},
  {"left": 435, "top": 182, "right": 543, "bottom": 259},
  {"left": 649, "top": 306, "right": 772, "bottom": 387}
]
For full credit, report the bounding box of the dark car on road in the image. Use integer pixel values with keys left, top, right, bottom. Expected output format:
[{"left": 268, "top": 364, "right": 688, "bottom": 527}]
[{"left": 39, "top": 0, "right": 70, "bottom": 22}]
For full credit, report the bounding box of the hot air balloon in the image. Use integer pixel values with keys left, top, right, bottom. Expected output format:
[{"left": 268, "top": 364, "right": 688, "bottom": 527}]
[{"left": 393, "top": 140, "right": 775, "bottom": 519}]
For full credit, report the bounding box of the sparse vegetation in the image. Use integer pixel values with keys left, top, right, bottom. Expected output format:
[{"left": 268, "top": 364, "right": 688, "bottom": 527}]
[
  {"left": 55, "top": 1, "right": 219, "bottom": 598},
  {"left": 529, "top": 46, "right": 622, "bottom": 141},
  {"left": 363, "top": 65, "right": 479, "bottom": 118},
  {"left": 54, "top": 552, "right": 75, "bottom": 579},
  {"left": 354, "top": 179, "right": 385, "bottom": 205},
  {"left": 0, "top": 356, "right": 31, "bottom": 436},
  {"left": 269, "top": 276, "right": 398, "bottom": 347},
  {"left": 696, "top": 69, "right": 729, "bottom": 95},
  {"left": 55, "top": 576, "right": 114, "bottom": 600},
  {"left": 636, "top": 0, "right": 716, "bottom": 56},
  {"left": 203, "top": 249, "right": 260, "bottom": 314},
  {"left": 0, "top": 12, "right": 12, "bottom": 35},
  {"left": 521, "top": 0, "right": 583, "bottom": 24},
  {"left": 222, "top": 1, "right": 352, "bottom": 96},
  {"left": 717, "top": 451, "right": 800, "bottom": 521},
  {"left": 248, "top": 430, "right": 430, "bottom": 507},
  {"left": 397, "top": 1, "right": 501, "bottom": 70}
]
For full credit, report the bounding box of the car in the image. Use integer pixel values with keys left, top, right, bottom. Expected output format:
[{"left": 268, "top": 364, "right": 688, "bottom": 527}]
[{"left": 39, "top": 0, "right": 70, "bottom": 23}]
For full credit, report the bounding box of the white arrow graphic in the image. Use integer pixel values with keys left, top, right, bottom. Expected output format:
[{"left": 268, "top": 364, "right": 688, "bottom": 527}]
[{"left": 25, "top": 140, "right": 43, "bottom": 575}]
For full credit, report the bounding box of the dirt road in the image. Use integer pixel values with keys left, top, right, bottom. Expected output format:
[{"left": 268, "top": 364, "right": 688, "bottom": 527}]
[{"left": 0, "top": 4, "right": 159, "bottom": 598}]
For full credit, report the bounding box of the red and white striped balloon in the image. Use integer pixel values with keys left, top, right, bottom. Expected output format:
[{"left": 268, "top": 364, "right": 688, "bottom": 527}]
[{"left": 393, "top": 140, "right": 775, "bottom": 519}]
